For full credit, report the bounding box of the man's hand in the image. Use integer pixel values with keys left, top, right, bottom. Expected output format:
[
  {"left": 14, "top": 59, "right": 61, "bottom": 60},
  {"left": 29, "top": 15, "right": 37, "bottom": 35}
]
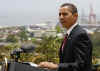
[{"left": 38, "top": 62, "right": 58, "bottom": 69}]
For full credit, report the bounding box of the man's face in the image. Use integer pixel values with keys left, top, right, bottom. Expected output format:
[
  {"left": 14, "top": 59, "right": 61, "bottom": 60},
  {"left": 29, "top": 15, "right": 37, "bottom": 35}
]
[{"left": 59, "top": 6, "right": 77, "bottom": 29}]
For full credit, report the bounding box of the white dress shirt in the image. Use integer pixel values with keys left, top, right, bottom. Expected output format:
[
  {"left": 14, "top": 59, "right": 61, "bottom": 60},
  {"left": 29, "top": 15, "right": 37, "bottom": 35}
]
[{"left": 67, "top": 23, "right": 78, "bottom": 36}]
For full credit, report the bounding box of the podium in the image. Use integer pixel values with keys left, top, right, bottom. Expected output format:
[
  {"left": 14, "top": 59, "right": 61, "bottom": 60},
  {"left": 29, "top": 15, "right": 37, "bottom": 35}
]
[{"left": 7, "top": 62, "right": 56, "bottom": 71}]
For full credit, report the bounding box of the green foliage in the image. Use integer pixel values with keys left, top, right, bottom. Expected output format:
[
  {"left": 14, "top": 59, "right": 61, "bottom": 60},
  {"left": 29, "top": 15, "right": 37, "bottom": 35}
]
[
  {"left": 34, "top": 36, "right": 63, "bottom": 64},
  {"left": 55, "top": 25, "right": 62, "bottom": 33},
  {"left": 0, "top": 44, "right": 20, "bottom": 61},
  {"left": 18, "top": 30, "right": 28, "bottom": 42},
  {"left": 19, "top": 53, "right": 35, "bottom": 62},
  {"left": 6, "top": 34, "right": 18, "bottom": 43},
  {"left": 91, "top": 32, "right": 100, "bottom": 57},
  {"left": 31, "top": 38, "right": 37, "bottom": 43}
]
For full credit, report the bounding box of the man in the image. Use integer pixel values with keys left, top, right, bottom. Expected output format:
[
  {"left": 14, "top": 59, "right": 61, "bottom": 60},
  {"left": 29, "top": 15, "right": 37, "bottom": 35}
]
[{"left": 39, "top": 3, "right": 92, "bottom": 71}]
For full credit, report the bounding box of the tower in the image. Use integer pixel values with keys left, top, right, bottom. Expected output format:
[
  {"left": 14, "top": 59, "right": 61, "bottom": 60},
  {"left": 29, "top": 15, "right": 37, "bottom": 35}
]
[{"left": 89, "top": 4, "right": 96, "bottom": 24}]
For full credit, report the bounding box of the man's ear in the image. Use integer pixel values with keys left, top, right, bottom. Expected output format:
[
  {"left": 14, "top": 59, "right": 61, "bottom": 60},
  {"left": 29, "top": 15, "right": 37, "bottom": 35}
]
[
  {"left": 72, "top": 13, "right": 78, "bottom": 23},
  {"left": 73, "top": 13, "right": 78, "bottom": 19}
]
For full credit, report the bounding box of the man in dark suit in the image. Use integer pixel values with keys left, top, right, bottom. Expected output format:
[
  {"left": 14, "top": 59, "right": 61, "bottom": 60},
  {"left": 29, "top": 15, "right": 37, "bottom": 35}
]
[{"left": 39, "top": 3, "right": 93, "bottom": 71}]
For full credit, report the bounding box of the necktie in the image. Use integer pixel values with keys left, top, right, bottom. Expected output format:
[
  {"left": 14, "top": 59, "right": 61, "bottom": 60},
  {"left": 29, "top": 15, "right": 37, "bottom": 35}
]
[{"left": 61, "top": 34, "right": 68, "bottom": 52}]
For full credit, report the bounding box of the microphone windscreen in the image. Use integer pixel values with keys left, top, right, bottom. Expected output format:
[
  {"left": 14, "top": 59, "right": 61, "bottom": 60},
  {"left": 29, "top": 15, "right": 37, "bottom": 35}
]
[{"left": 21, "top": 44, "right": 35, "bottom": 53}]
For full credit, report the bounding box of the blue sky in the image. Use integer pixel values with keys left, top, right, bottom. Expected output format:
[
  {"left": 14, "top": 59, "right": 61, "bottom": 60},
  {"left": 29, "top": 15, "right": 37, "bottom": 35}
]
[{"left": 0, "top": 0, "right": 100, "bottom": 26}]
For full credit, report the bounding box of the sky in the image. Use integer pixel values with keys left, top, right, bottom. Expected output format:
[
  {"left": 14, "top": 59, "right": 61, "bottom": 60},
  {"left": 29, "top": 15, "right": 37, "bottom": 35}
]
[{"left": 0, "top": 0, "right": 100, "bottom": 27}]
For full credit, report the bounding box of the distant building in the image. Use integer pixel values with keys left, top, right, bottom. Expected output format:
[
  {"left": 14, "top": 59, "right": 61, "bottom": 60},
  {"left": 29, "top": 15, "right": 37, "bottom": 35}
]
[{"left": 26, "top": 22, "right": 57, "bottom": 38}]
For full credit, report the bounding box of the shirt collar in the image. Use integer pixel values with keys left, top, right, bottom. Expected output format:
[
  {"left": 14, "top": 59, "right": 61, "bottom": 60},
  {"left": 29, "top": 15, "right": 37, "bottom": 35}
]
[{"left": 67, "top": 23, "right": 78, "bottom": 36}]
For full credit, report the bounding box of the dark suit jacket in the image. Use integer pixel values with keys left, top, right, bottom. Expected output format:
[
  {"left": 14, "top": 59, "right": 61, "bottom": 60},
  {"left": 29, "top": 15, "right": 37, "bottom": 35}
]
[{"left": 58, "top": 25, "right": 92, "bottom": 71}]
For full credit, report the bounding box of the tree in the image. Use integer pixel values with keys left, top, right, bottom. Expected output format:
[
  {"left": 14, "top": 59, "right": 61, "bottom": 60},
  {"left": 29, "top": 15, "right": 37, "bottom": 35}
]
[
  {"left": 55, "top": 25, "right": 62, "bottom": 33},
  {"left": 34, "top": 35, "right": 63, "bottom": 64},
  {"left": 6, "top": 34, "right": 18, "bottom": 43},
  {"left": 18, "top": 29, "right": 28, "bottom": 42},
  {"left": 91, "top": 32, "right": 100, "bottom": 57}
]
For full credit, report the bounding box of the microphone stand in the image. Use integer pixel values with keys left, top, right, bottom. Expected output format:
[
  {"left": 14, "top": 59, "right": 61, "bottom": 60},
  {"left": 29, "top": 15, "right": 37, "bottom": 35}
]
[{"left": 11, "top": 52, "right": 21, "bottom": 62}]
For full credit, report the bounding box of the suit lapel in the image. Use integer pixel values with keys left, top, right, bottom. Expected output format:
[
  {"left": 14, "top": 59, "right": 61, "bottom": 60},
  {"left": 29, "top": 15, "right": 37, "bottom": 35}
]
[{"left": 68, "top": 24, "right": 80, "bottom": 38}]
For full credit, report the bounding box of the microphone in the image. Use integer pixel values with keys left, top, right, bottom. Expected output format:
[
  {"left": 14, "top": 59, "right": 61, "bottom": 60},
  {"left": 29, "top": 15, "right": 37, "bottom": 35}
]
[
  {"left": 21, "top": 44, "right": 35, "bottom": 53},
  {"left": 11, "top": 48, "right": 23, "bottom": 55}
]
